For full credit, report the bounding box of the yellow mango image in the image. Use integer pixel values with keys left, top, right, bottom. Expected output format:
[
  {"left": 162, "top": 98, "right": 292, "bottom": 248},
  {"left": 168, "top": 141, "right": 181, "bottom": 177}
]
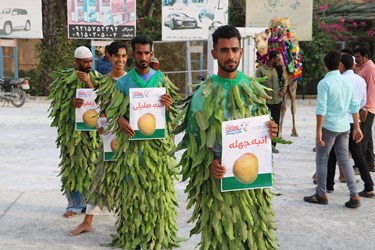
[
  {"left": 232, "top": 153, "right": 259, "bottom": 184},
  {"left": 137, "top": 113, "right": 156, "bottom": 136},
  {"left": 110, "top": 138, "right": 119, "bottom": 153},
  {"left": 82, "top": 109, "right": 98, "bottom": 128}
]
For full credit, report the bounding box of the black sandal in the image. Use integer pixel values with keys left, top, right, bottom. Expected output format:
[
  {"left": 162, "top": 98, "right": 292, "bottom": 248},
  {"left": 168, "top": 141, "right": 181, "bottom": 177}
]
[
  {"left": 303, "top": 193, "right": 328, "bottom": 205},
  {"left": 359, "top": 190, "right": 375, "bottom": 198}
]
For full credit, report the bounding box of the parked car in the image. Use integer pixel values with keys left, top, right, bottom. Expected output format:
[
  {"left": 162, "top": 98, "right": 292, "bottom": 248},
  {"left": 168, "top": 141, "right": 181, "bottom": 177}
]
[
  {"left": 164, "top": 12, "right": 197, "bottom": 30},
  {"left": 0, "top": 8, "right": 31, "bottom": 35}
]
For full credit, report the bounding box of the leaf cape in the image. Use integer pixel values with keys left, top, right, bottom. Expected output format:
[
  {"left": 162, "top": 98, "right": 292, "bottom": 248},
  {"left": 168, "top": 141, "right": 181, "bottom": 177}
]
[
  {"left": 175, "top": 71, "right": 278, "bottom": 249},
  {"left": 106, "top": 71, "right": 181, "bottom": 250},
  {"left": 48, "top": 69, "right": 100, "bottom": 195}
]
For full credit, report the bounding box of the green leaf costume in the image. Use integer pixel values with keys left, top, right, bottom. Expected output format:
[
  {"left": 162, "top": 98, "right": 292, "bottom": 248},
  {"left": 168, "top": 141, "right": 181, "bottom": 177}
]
[
  {"left": 106, "top": 69, "right": 180, "bottom": 249},
  {"left": 86, "top": 74, "right": 122, "bottom": 211},
  {"left": 48, "top": 69, "right": 100, "bottom": 197},
  {"left": 175, "top": 71, "right": 278, "bottom": 249}
]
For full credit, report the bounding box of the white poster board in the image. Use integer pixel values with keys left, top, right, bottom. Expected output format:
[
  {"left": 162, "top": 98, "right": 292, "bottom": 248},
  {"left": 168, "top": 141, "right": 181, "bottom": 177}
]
[
  {"left": 129, "top": 87, "right": 166, "bottom": 140},
  {"left": 98, "top": 117, "right": 117, "bottom": 161},
  {"left": 75, "top": 88, "right": 99, "bottom": 131},
  {"left": 162, "top": 0, "right": 228, "bottom": 41},
  {"left": 245, "top": 0, "right": 313, "bottom": 41},
  {"left": 221, "top": 115, "right": 272, "bottom": 192},
  {"left": 0, "top": 0, "right": 43, "bottom": 39}
]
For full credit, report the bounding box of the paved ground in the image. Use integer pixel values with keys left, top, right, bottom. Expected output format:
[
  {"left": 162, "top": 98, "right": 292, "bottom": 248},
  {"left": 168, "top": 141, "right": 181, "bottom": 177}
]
[{"left": 0, "top": 98, "right": 374, "bottom": 250}]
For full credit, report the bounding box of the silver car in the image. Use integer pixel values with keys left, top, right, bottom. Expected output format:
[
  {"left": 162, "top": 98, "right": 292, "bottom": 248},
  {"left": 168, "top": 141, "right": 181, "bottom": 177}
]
[{"left": 164, "top": 12, "right": 198, "bottom": 30}]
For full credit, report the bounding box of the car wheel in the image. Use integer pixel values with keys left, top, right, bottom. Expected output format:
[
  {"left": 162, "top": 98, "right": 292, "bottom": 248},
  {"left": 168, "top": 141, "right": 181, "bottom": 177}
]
[
  {"left": 4, "top": 22, "right": 12, "bottom": 35},
  {"left": 24, "top": 20, "right": 31, "bottom": 31}
]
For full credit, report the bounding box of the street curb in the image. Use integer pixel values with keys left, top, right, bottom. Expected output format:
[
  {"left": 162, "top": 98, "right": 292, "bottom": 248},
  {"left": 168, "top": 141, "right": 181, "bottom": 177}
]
[{"left": 27, "top": 95, "right": 50, "bottom": 103}]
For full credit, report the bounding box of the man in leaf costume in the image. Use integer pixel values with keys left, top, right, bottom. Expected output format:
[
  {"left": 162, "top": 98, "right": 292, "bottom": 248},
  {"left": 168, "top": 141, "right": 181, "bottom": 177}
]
[
  {"left": 105, "top": 35, "right": 180, "bottom": 249},
  {"left": 176, "top": 25, "right": 279, "bottom": 249},
  {"left": 49, "top": 46, "right": 100, "bottom": 218},
  {"left": 69, "top": 41, "right": 128, "bottom": 236}
]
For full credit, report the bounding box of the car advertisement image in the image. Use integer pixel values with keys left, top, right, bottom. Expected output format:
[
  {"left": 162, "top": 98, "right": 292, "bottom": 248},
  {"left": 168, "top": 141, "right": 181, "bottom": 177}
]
[
  {"left": 0, "top": 0, "right": 42, "bottom": 39},
  {"left": 162, "top": 0, "right": 228, "bottom": 41}
]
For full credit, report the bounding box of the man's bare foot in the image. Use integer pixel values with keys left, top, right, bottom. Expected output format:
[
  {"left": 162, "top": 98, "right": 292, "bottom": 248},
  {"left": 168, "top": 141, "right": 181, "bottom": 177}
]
[
  {"left": 69, "top": 222, "right": 92, "bottom": 236},
  {"left": 63, "top": 211, "right": 76, "bottom": 218}
]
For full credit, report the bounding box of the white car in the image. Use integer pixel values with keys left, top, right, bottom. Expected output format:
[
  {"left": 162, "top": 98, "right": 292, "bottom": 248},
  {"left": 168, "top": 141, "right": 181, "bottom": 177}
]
[{"left": 0, "top": 8, "right": 31, "bottom": 35}]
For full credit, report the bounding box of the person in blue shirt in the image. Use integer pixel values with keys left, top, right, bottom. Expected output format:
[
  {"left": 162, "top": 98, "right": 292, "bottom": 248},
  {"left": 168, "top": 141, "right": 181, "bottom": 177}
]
[
  {"left": 304, "top": 51, "right": 363, "bottom": 208},
  {"left": 95, "top": 45, "right": 112, "bottom": 75},
  {"left": 326, "top": 53, "right": 374, "bottom": 197}
]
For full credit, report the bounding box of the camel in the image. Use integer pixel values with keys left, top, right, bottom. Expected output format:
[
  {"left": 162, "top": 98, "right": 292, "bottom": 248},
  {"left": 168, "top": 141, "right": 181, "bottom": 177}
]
[{"left": 254, "top": 18, "right": 302, "bottom": 138}]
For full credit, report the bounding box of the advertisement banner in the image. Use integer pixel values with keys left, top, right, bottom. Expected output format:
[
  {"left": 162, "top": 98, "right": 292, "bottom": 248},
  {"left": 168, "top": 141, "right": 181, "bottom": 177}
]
[
  {"left": 221, "top": 115, "right": 273, "bottom": 192},
  {"left": 162, "top": 0, "right": 228, "bottom": 41},
  {"left": 245, "top": 0, "right": 313, "bottom": 41},
  {"left": 75, "top": 88, "right": 99, "bottom": 131},
  {"left": 98, "top": 117, "right": 117, "bottom": 161},
  {"left": 129, "top": 87, "right": 166, "bottom": 140},
  {"left": 0, "top": 0, "right": 42, "bottom": 39},
  {"left": 67, "top": 0, "right": 136, "bottom": 39}
]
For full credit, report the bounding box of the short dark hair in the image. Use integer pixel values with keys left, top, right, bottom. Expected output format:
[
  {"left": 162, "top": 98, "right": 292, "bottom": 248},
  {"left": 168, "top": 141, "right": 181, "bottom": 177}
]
[
  {"left": 355, "top": 41, "right": 370, "bottom": 50},
  {"left": 353, "top": 46, "right": 370, "bottom": 57},
  {"left": 340, "top": 53, "right": 353, "bottom": 70},
  {"left": 104, "top": 45, "right": 110, "bottom": 52},
  {"left": 341, "top": 48, "right": 352, "bottom": 55},
  {"left": 131, "top": 35, "right": 153, "bottom": 52},
  {"left": 324, "top": 51, "right": 341, "bottom": 71},
  {"left": 107, "top": 41, "right": 127, "bottom": 56},
  {"left": 269, "top": 50, "right": 279, "bottom": 60},
  {"left": 212, "top": 25, "right": 241, "bottom": 49}
]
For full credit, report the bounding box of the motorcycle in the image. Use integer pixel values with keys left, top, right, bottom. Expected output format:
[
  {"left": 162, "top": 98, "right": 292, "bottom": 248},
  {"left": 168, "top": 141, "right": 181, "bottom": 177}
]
[{"left": 0, "top": 77, "right": 30, "bottom": 107}]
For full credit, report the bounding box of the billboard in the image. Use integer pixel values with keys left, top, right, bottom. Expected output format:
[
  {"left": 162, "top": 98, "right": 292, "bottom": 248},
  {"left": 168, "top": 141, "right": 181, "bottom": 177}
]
[
  {"left": 162, "top": 0, "right": 228, "bottom": 41},
  {"left": 0, "top": 0, "right": 43, "bottom": 39},
  {"left": 67, "top": 0, "right": 136, "bottom": 39},
  {"left": 246, "top": 0, "right": 313, "bottom": 41}
]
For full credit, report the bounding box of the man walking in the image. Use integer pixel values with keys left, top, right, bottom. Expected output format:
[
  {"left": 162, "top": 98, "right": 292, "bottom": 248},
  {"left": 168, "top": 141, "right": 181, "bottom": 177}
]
[
  {"left": 304, "top": 51, "right": 363, "bottom": 208},
  {"left": 326, "top": 53, "right": 374, "bottom": 197},
  {"left": 354, "top": 46, "right": 375, "bottom": 173}
]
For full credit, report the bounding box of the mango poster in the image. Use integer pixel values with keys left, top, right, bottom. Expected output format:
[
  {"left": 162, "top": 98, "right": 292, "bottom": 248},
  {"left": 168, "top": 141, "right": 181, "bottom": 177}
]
[
  {"left": 98, "top": 117, "right": 117, "bottom": 161},
  {"left": 75, "top": 88, "right": 99, "bottom": 131},
  {"left": 221, "top": 115, "right": 273, "bottom": 192},
  {"left": 129, "top": 87, "right": 166, "bottom": 140}
]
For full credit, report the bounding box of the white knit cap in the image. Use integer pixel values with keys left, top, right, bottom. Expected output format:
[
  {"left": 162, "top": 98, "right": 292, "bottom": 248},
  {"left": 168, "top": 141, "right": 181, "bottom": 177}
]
[{"left": 74, "top": 46, "right": 92, "bottom": 59}]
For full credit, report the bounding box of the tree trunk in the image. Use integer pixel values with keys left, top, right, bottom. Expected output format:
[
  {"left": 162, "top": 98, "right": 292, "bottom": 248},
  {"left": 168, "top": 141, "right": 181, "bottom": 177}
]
[
  {"left": 40, "top": 0, "right": 57, "bottom": 95},
  {"left": 142, "top": 0, "right": 155, "bottom": 18},
  {"left": 147, "top": 0, "right": 155, "bottom": 18}
]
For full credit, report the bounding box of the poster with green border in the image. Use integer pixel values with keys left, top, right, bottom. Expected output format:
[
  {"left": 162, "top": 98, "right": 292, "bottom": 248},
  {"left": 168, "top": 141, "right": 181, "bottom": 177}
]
[
  {"left": 98, "top": 117, "right": 117, "bottom": 161},
  {"left": 129, "top": 87, "right": 166, "bottom": 140},
  {"left": 75, "top": 88, "right": 99, "bottom": 131},
  {"left": 221, "top": 115, "right": 273, "bottom": 192}
]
